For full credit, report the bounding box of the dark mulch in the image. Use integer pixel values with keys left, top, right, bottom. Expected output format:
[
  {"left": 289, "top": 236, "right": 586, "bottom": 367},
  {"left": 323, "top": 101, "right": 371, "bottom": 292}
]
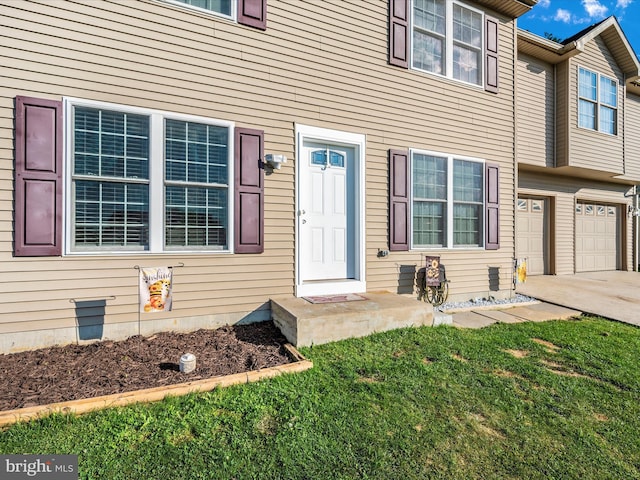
[{"left": 0, "top": 322, "right": 292, "bottom": 411}]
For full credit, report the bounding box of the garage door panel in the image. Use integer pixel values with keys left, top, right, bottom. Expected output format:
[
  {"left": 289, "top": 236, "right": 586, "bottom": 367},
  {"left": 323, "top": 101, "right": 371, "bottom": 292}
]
[
  {"left": 575, "top": 202, "right": 618, "bottom": 273},
  {"left": 517, "top": 197, "right": 547, "bottom": 276}
]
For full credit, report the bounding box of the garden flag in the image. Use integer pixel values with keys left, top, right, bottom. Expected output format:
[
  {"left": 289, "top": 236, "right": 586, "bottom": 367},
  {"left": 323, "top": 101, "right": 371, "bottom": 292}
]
[{"left": 139, "top": 267, "right": 173, "bottom": 313}]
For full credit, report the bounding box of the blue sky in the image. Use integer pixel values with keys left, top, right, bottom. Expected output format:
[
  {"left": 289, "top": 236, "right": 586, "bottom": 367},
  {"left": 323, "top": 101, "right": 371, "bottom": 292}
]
[{"left": 518, "top": 0, "right": 640, "bottom": 58}]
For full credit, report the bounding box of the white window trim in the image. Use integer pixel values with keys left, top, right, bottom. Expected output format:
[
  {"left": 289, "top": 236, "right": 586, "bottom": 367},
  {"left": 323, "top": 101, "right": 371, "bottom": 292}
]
[
  {"left": 409, "top": 148, "right": 485, "bottom": 250},
  {"left": 63, "top": 97, "right": 235, "bottom": 256},
  {"left": 410, "top": 0, "right": 485, "bottom": 89},
  {"left": 160, "top": 0, "right": 235, "bottom": 22},
  {"left": 577, "top": 65, "right": 618, "bottom": 136}
]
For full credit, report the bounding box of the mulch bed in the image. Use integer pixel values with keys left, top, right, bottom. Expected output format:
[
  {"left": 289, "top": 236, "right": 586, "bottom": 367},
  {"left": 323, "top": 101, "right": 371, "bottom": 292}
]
[{"left": 0, "top": 322, "right": 292, "bottom": 411}]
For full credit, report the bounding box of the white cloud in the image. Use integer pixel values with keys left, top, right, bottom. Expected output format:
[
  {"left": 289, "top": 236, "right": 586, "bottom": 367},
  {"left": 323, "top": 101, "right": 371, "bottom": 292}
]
[
  {"left": 538, "top": 0, "right": 551, "bottom": 7},
  {"left": 582, "top": 0, "right": 608, "bottom": 18},
  {"left": 555, "top": 8, "right": 573, "bottom": 23},
  {"left": 617, "top": 0, "right": 633, "bottom": 8}
]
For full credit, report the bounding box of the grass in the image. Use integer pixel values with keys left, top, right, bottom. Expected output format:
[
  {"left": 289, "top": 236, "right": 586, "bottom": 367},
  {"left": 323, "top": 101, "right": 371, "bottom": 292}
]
[{"left": 1, "top": 316, "right": 639, "bottom": 479}]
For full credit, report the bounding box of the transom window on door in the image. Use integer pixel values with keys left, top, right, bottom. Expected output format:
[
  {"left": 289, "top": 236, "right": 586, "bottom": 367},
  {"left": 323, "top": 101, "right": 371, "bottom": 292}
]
[
  {"left": 70, "top": 101, "right": 232, "bottom": 253},
  {"left": 412, "top": 0, "right": 483, "bottom": 85},
  {"left": 578, "top": 66, "right": 618, "bottom": 135},
  {"left": 412, "top": 151, "right": 484, "bottom": 248}
]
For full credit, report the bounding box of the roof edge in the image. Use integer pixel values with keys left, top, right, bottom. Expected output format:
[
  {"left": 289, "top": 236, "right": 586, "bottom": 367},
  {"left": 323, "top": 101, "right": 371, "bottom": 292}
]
[{"left": 518, "top": 16, "right": 640, "bottom": 76}]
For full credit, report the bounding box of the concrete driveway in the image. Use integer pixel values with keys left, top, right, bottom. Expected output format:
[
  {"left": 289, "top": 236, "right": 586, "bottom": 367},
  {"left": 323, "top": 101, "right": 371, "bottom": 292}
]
[{"left": 516, "top": 271, "right": 640, "bottom": 327}]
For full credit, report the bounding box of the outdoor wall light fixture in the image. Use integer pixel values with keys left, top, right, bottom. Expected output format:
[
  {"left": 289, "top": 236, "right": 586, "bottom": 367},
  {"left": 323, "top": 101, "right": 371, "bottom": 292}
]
[{"left": 265, "top": 154, "right": 287, "bottom": 170}]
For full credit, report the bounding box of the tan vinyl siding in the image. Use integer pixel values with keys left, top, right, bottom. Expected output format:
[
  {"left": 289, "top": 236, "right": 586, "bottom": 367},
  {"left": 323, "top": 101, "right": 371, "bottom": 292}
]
[
  {"left": 567, "top": 38, "right": 624, "bottom": 173},
  {"left": 625, "top": 93, "right": 640, "bottom": 179},
  {"left": 519, "top": 171, "right": 633, "bottom": 275},
  {"left": 1, "top": 0, "right": 519, "bottom": 344},
  {"left": 555, "top": 61, "right": 570, "bottom": 167},
  {"left": 516, "top": 53, "right": 554, "bottom": 167}
]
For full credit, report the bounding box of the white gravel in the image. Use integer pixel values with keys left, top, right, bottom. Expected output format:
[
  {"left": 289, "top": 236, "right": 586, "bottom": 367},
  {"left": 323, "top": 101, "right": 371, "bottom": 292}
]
[{"left": 436, "top": 294, "right": 537, "bottom": 312}]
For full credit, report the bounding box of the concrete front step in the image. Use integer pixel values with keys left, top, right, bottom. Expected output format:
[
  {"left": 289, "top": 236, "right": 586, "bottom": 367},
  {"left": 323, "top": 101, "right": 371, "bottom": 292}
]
[{"left": 271, "top": 291, "right": 433, "bottom": 347}]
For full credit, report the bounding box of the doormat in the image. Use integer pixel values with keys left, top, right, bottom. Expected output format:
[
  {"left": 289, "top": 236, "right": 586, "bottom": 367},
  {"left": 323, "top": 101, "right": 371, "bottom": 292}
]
[{"left": 303, "top": 293, "right": 368, "bottom": 304}]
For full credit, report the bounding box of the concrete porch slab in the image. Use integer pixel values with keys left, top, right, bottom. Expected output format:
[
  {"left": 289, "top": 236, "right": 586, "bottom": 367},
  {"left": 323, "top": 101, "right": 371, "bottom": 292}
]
[{"left": 271, "top": 291, "right": 433, "bottom": 347}]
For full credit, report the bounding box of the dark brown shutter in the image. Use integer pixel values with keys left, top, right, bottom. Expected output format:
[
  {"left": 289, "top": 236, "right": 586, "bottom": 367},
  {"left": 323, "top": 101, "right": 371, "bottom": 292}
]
[
  {"left": 237, "top": 0, "right": 266, "bottom": 30},
  {"left": 389, "top": 149, "right": 410, "bottom": 251},
  {"left": 485, "top": 162, "right": 499, "bottom": 250},
  {"left": 389, "top": 0, "right": 409, "bottom": 68},
  {"left": 234, "top": 127, "right": 264, "bottom": 253},
  {"left": 485, "top": 15, "right": 499, "bottom": 94},
  {"left": 14, "top": 96, "right": 63, "bottom": 257}
]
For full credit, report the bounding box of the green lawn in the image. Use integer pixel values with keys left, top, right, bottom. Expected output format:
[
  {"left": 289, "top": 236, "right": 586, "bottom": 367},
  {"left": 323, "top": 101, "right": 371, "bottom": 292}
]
[{"left": 1, "top": 316, "right": 639, "bottom": 479}]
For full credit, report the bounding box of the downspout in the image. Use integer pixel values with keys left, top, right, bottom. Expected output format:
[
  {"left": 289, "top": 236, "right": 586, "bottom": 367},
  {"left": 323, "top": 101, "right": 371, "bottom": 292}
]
[
  {"left": 623, "top": 74, "right": 638, "bottom": 272},
  {"left": 633, "top": 185, "right": 640, "bottom": 272}
]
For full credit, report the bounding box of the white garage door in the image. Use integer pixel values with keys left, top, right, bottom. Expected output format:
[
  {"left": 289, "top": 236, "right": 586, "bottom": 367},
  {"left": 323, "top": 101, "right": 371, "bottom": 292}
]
[
  {"left": 516, "top": 197, "right": 547, "bottom": 275},
  {"left": 575, "top": 202, "right": 619, "bottom": 272}
]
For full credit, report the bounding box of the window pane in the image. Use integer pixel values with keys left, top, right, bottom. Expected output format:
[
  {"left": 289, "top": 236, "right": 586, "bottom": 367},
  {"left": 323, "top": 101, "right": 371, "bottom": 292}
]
[
  {"left": 72, "top": 107, "right": 150, "bottom": 251},
  {"left": 413, "top": 154, "right": 447, "bottom": 200},
  {"left": 413, "top": 31, "right": 444, "bottom": 74},
  {"left": 73, "top": 107, "right": 149, "bottom": 180},
  {"left": 452, "top": 159, "right": 482, "bottom": 246},
  {"left": 599, "top": 76, "right": 617, "bottom": 107},
  {"left": 165, "top": 186, "right": 228, "bottom": 249},
  {"left": 413, "top": 201, "right": 446, "bottom": 247},
  {"left": 414, "top": 0, "right": 445, "bottom": 35},
  {"left": 517, "top": 199, "right": 527, "bottom": 211},
  {"left": 165, "top": 120, "right": 229, "bottom": 185},
  {"left": 578, "top": 68, "right": 597, "bottom": 101},
  {"left": 453, "top": 160, "right": 482, "bottom": 202},
  {"left": 453, "top": 203, "right": 480, "bottom": 246},
  {"left": 578, "top": 99, "right": 596, "bottom": 130},
  {"left": 453, "top": 44, "right": 480, "bottom": 84},
  {"left": 165, "top": 119, "right": 229, "bottom": 249},
  {"left": 453, "top": 4, "right": 481, "bottom": 48},
  {"left": 599, "top": 105, "right": 616, "bottom": 134},
  {"left": 312, "top": 150, "right": 326, "bottom": 166},
  {"left": 329, "top": 151, "right": 345, "bottom": 168},
  {"left": 74, "top": 180, "right": 149, "bottom": 248},
  {"left": 174, "top": 0, "right": 231, "bottom": 16}
]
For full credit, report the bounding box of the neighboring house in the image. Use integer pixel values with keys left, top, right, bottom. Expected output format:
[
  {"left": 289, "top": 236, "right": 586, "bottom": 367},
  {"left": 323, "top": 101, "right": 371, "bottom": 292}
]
[
  {"left": 516, "top": 17, "right": 640, "bottom": 276},
  {"left": 3, "top": 0, "right": 535, "bottom": 352}
]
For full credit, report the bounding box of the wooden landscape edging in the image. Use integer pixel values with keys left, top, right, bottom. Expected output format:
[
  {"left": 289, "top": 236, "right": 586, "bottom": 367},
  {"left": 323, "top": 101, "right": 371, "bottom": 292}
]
[{"left": 0, "top": 344, "right": 312, "bottom": 427}]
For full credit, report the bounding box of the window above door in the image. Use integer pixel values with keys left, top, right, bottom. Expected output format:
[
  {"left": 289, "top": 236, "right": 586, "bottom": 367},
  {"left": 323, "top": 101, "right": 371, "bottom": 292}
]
[
  {"left": 160, "top": 0, "right": 267, "bottom": 30},
  {"left": 389, "top": 0, "right": 500, "bottom": 93}
]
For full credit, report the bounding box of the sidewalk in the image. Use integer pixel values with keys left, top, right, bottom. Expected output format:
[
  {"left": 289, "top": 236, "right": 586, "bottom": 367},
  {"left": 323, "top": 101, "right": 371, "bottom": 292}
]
[{"left": 437, "top": 301, "right": 582, "bottom": 329}]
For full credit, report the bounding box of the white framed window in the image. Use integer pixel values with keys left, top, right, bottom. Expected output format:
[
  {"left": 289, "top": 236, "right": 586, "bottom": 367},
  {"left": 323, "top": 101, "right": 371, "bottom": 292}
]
[
  {"left": 164, "top": 0, "right": 234, "bottom": 19},
  {"left": 412, "top": 0, "right": 484, "bottom": 86},
  {"left": 65, "top": 98, "right": 234, "bottom": 254},
  {"left": 578, "top": 66, "right": 618, "bottom": 135},
  {"left": 411, "top": 150, "right": 484, "bottom": 248}
]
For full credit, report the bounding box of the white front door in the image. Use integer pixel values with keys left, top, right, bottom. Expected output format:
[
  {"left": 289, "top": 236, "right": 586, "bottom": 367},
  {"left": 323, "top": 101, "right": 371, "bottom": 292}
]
[
  {"left": 299, "top": 141, "right": 355, "bottom": 281},
  {"left": 295, "top": 125, "right": 366, "bottom": 297}
]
